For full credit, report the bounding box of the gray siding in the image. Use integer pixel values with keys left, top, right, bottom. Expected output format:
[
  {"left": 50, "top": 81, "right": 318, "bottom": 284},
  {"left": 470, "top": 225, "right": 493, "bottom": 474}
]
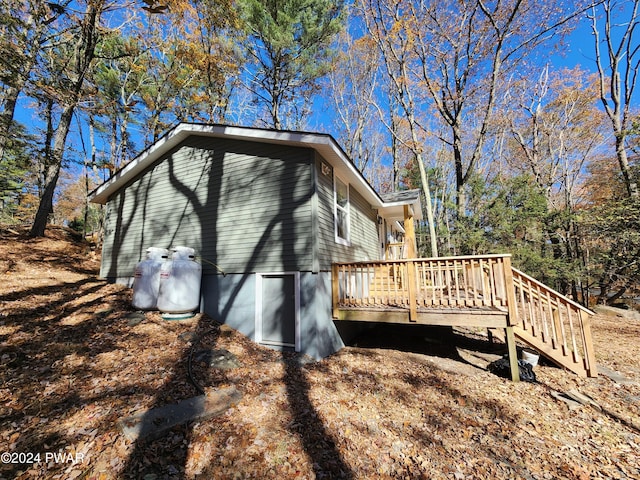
[
  {"left": 315, "top": 155, "right": 381, "bottom": 270},
  {"left": 101, "top": 137, "right": 314, "bottom": 277}
]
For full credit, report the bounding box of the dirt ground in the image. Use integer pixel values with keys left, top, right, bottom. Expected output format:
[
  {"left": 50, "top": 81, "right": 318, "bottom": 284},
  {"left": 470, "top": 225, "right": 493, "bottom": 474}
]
[{"left": 1, "top": 226, "right": 639, "bottom": 479}]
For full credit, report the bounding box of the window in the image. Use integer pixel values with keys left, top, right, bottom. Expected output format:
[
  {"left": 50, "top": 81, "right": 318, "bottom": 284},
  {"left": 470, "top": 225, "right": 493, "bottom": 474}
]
[{"left": 334, "top": 176, "right": 350, "bottom": 244}]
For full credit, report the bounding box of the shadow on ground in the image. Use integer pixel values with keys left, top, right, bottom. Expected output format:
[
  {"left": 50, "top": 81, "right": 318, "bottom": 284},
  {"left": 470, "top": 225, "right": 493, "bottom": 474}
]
[{"left": 346, "top": 323, "right": 509, "bottom": 369}]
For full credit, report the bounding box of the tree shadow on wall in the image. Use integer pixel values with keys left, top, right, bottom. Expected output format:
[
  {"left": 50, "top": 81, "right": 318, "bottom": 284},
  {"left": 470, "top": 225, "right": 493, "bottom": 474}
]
[{"left": 116, "top": 137, "right": 354, "bottom": 476}]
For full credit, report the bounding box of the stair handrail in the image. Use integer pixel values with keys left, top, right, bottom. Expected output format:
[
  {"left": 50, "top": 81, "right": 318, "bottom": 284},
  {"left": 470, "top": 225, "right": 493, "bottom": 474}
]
[{"left": 511, "top": 267, "right": 594, "bottom": 315}]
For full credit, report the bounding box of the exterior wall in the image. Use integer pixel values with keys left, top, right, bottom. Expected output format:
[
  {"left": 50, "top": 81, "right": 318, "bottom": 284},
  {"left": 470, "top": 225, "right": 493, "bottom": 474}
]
[
  {"left": 100, "top": 135, "right": 381, "bottom": 360},
  {"left": 201, "top": 273, "right": 257, "bottom": 334},
  {"left": 314, "top": 154, "right": 381, "bottom": 270},
  {"left": 101, "top": 136, "right": 314, "bottom": 278},
  {"left": 201, "top": 271, "right": 345, "bottom": 360},
  {"left": 298, "top": 271, "right": 345, "bottom": 359}
]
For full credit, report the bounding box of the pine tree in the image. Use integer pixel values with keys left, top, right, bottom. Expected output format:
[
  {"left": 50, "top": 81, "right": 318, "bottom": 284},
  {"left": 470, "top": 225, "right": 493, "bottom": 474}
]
[{"left": 237, "top": 0, "right": 345, "bottom": 129}]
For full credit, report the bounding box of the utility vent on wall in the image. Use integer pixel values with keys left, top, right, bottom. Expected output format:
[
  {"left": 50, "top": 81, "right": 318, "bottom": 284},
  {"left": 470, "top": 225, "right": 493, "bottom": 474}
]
[{"left": 321, "top": 162, "right": 331, "bottom": 176}]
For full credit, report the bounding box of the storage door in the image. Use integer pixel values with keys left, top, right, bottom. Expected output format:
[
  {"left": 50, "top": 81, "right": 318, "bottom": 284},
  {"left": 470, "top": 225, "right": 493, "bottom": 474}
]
[{"left": 256, "top": 273, "right": 299, "bottom": 350}]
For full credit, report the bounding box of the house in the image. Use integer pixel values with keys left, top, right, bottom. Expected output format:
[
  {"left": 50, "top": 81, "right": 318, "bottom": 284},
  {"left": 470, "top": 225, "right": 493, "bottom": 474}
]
[
  {"left": 89, "top": 123, "right": 422, "bottom": 359},
  {"left": 91, "top": 123, "right": 598, "bottom": 380}
]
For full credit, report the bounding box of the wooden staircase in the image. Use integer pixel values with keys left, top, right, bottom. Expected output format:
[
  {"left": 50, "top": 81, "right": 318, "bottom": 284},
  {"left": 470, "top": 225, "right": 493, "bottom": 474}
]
[
  {"left": 332, "top": 255, "right": 597, "bottom": 378},
  {"left": 509, "top": 267, "right": 597, "bottom": 377}
]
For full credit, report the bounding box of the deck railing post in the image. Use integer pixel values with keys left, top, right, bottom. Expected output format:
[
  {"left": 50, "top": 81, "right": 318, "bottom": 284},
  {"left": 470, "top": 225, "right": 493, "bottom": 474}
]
[
  {"left": 502, "top": 256, "right": 518, "bottom": 327},
  {"left": 505, "top": 326, "right": 520, "bottom": 382},
  {"left": 332, "top": 263, "right": 339, "bottom": 319},
  {"left": 407, "top": 260, "right": 418, "bottom": 322},
  {"left": 502, "top": 255, "right": 520, "bottom": 382},
  {"left": 579, "top": 310, "right": 598, "bottom": 377},
  {"left": 403, "top": 205, "right": 417, "bottom": 259}
]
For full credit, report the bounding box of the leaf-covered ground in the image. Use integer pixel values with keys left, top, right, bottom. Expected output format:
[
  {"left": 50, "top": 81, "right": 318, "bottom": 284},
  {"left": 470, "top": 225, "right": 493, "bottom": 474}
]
[{"left": 1, "top": 226, "right": 639, "bottom": 479}]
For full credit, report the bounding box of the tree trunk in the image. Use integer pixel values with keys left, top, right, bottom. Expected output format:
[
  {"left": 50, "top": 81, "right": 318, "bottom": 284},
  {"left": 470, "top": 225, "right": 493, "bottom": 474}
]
[
  {"left": 0, "top": 86, "right": 22, "bottom": 164},
  {"left": 30, "top": 104, "right": 75, "bottom": 237},
  {"left": 614, "top": 132, "right": 639, "bottom": 198},
  {"left": 404, "top": 107, "right": 438, "bottom": 257},
  {"left": 606, "top": 286, "right": 627, "bottom": 306},
  {"left": 416, "top": 153, "right": 439, "bottom": 257},
  {"left": 452, "top": 126, "right": 465, "bottom": 219},
  {"left": 29, "top": 0, "right": 103, "bottom": 237}
]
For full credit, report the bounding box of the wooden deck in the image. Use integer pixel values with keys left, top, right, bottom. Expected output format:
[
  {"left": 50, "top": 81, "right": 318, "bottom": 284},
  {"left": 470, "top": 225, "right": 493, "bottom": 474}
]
[{"left": 331, "top": 254, "right": 597, "bottom": 380}]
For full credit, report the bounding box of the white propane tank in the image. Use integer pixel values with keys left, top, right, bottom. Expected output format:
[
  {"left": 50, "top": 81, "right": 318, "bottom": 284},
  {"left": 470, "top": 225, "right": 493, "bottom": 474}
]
[
  {"left": 157, "top": 246, "right": 202, "bottom": 313},
  {"left": 132, "top": 247, "right": 170, "bottom": 310}
]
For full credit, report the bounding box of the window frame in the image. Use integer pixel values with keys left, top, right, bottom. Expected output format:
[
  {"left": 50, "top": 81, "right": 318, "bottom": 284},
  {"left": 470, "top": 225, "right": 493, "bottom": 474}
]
[{"left": 334, "top": 174, "right": 351, "bottom": 246}]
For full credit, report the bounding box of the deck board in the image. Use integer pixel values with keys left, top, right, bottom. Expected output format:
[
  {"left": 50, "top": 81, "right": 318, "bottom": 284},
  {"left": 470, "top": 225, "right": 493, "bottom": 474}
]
[{"left": 336, "top": 305, "right": 509, "bottom": 328}]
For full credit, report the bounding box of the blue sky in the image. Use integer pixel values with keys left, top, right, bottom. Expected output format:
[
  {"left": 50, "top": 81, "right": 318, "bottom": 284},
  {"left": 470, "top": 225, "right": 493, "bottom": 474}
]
[
  {"left": 550, "top": 14, "right": 600, "bottom": 73},
  {"left": 13, "top": 2, "right": 639, "bottom": 181}
]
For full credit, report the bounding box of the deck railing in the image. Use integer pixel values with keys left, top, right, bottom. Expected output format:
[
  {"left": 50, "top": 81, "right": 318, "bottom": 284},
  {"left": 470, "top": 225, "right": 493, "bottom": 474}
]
[
  {"left": 332, "top": 254, "right": 511, "bottom": 321},
  {"left": 385, "top": 242, "right": 405, "bottom": 260},
  {"left": 331, "top": 254, "right": 597, "bottom": 377}
]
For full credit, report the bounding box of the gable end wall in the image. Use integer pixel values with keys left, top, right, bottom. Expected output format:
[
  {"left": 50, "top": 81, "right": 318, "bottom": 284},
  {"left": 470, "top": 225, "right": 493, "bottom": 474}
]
[{"left": 101, "top": 136, "right": 314, "bottom": 278}]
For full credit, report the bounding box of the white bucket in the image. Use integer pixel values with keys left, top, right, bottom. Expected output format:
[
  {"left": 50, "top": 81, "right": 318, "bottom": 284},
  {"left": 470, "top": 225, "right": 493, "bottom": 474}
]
[{"left": 521, "top": 349, "right": 540, "bottom": 367}]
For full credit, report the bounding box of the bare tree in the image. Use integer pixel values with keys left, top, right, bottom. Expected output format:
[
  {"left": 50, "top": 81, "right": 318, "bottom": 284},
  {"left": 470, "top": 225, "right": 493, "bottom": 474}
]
[
  {"left": 590, "top": 0, "right": 640, "bottom": 198},
  {"left": 326, "top": 26, "right": 383, "bottom": 179},
  {"left": 408, "top": 0, "right": 591, "bottom": 218},
  {"left": 361, "top": 0, "right": 439, "bottom": 257},
  {"left": 505, "top": 66, "right": 605, "bottom": 203}
]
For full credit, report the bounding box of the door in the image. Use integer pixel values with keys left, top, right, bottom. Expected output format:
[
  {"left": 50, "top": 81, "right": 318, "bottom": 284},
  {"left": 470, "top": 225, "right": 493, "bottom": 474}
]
[{"left": 256, "top": 273, "right": 300, "bottom": 351}]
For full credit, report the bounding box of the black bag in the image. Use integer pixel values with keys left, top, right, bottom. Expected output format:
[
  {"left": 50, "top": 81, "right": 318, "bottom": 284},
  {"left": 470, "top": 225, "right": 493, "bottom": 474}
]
[{"left": 488, "top": 356, "right": 537, "bottom": 382}]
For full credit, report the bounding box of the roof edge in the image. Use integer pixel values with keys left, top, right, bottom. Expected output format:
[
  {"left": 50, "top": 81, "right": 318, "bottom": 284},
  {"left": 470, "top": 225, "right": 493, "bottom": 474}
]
[{"left": 88, "top": 123, "right": 421, "bottom": 216}]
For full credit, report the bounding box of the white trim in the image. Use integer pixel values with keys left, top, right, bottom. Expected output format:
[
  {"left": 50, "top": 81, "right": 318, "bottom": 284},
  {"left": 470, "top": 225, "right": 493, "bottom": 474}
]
[
  {"left": 333, "top": 174, "right": 351, "bottom": 246},
  {"left": 255, "top": 272, "right": 301, "bottom": 351}
]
